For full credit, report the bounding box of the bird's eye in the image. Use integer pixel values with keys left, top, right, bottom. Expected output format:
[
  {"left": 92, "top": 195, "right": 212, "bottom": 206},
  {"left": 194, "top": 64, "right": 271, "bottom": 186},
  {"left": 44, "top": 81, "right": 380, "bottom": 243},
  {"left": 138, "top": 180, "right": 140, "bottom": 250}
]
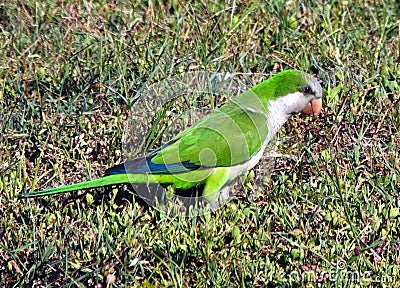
[{"left": 301, "top": 86, "right": 313, "bottom": 94}]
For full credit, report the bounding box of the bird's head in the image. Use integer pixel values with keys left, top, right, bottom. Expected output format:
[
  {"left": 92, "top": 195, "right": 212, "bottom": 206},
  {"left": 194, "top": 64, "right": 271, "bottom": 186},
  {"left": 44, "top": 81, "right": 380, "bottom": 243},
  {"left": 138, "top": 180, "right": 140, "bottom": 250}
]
[{"left": 254, "top": 70, "right": 323, "bottom": 118}]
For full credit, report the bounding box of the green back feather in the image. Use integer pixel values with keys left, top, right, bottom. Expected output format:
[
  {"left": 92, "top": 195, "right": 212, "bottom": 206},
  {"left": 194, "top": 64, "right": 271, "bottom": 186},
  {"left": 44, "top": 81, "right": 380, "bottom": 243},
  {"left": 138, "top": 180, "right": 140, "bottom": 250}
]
[{"left": 151, "top": 70, "right": 308, "bottom": 168}]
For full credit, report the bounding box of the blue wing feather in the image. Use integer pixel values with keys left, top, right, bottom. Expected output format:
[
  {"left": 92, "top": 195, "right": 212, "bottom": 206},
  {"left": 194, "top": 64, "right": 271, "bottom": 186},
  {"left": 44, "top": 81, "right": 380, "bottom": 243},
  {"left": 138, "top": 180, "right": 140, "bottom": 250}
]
[{"left": 105, "top": 138, "right": 200, "bottom": 176}]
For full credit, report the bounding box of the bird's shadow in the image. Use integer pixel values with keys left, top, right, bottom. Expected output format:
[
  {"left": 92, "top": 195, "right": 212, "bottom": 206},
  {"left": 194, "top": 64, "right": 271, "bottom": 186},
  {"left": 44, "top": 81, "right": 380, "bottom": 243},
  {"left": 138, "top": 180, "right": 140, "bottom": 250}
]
[{"left": 57, "top": 183, "right": 209, "bottom": 215}]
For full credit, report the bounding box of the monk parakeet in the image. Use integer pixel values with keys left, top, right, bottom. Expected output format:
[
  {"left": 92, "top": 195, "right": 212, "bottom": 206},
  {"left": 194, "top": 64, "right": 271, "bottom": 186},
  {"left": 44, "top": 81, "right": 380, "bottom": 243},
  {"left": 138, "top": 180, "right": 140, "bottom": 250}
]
[{"left": 20, "top": 70, "right": 322, "bottom": 204}]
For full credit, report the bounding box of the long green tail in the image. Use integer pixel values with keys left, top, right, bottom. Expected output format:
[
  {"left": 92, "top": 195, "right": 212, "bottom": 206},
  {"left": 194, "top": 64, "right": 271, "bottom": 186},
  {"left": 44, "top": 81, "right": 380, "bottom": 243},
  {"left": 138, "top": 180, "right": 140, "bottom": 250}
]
[
  {"left": 19, "top": 170, "right": 205, "bottom": 198},
  {"left": 20, "top": 167, "right": 217, "bottom": 198},
  {"left": 19, "top": 174, "right": 132, "bottom": 198}
]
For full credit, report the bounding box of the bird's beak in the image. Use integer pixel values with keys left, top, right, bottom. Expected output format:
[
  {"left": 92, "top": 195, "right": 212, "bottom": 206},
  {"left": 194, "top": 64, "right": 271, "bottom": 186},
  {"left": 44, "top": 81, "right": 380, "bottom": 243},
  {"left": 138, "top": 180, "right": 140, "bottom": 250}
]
[{"left": 301, "top": 98, "right": 322, "bottom": 117}]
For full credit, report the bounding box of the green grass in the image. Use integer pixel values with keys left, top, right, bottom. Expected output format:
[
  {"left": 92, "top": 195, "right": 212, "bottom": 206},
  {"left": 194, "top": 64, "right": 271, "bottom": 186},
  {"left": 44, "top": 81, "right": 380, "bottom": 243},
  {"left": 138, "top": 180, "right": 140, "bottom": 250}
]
[{"left": 1, "top": 0, "right": 399, "bottom": 287}]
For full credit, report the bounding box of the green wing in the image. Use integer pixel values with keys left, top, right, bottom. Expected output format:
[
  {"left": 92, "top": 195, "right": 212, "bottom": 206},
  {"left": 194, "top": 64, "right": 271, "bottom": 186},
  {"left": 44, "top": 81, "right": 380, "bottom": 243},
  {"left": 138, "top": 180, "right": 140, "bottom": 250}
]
[{"left": 151, "top": 90, "right": 270, "bottom": 168}]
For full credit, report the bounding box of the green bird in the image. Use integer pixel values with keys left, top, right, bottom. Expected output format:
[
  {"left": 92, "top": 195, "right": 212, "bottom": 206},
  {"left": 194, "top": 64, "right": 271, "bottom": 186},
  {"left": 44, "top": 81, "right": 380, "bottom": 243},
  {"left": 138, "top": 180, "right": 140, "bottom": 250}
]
[{"left": 21, "top": 70, "right": 322, "bottom": 205}]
